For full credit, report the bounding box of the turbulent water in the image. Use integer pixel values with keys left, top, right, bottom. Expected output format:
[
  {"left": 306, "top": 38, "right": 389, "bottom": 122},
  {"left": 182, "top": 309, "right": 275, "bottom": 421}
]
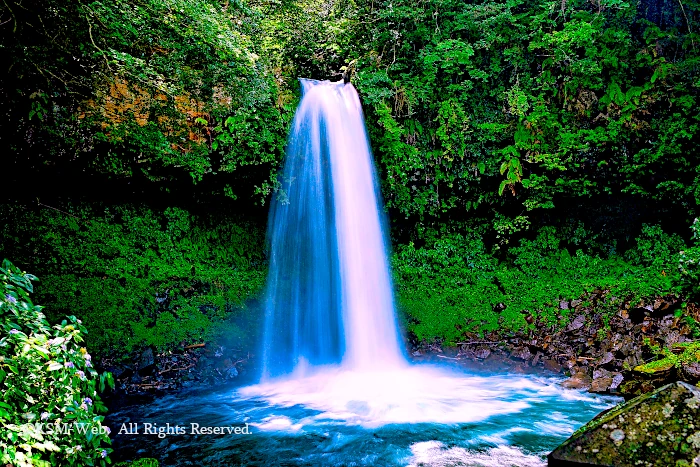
[
  {"left": 107, "top": 80, "right": 621, "bottom": 466},
  {"left": 108, "top": 369, "right": 619, "bottom": 466}
]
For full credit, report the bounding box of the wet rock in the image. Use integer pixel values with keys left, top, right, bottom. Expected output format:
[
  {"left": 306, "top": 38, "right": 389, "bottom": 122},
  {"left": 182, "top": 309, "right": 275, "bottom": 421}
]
[
  {"left": 589, "top": 368, "right": 613, "bottom": 393},
  {"left": 549, "top": 381, "right": 700, "bottom": 467},
  {"left": 561, "top": 371, "right": 592, "bottom": 390},
  {"left": 474, "top": 348, "right": 491, "bottom": 360},
  {"left": 225, "top": 366, "right": 239, "bottom": 379},
  {"left": 590, "top": 376, "right": 613, "bottom": 393},
  {"left": 544, "top": 358, "right": 563, "bottom": 373}
]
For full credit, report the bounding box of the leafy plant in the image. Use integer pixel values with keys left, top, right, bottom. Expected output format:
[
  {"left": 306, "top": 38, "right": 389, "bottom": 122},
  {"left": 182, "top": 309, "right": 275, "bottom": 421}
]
[{"left": 1, "top": 260, "right": 114, "bottom": 466}]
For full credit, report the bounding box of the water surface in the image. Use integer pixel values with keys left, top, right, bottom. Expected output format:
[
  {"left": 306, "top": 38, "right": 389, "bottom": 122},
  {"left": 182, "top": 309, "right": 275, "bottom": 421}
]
[{"left": 108, "top": 366, "right": 619, "bottom": 466}]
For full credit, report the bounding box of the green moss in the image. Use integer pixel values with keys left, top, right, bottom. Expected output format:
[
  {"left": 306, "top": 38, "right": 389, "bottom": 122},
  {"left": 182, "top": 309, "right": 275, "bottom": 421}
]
[
  {"left": 394, "top": 224, "right": 682, "bottom": 343},
  {"left": 0, "top": 203, "right": 266, "bottom": 357},
  {"left": 635, "top": 340, "right": 700, "bottom": 374}
]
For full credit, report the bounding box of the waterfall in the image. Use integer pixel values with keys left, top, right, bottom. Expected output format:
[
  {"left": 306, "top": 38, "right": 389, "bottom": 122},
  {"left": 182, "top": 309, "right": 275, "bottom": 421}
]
[{"left": 261, "top": 79, "right": 404, "bottom": 377}]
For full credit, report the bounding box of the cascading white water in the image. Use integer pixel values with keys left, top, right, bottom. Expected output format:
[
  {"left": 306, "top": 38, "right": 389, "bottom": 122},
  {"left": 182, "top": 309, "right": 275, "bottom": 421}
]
[{"left": 261, "top": 79, "right": 404, "bottom": 376}]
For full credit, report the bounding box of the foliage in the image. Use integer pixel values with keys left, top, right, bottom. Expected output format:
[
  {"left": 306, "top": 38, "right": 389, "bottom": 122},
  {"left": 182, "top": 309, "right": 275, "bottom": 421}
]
[
  {"left": 1, "top": 0, "right": 291, "bottom": 201},
  {"left": 678, "top": 218, "right": 700, "bottom": 299},
  {"left": 0, "top": 203, "right": 266, "bottom": 357},
  {"left": 393, "top": 223, "right": 681, "bottom": 344},
  {"left": 352, "top": 0, "right": 700, "bottom": 235},
  {"left": 114, "top": 459, "right": 159, "bottom": 467},
  {"left": 1, "top": 260, "right": 114, "bottom": 467},
  {"left": 634, "top": 338, "right": 700, "bottom": 374}
]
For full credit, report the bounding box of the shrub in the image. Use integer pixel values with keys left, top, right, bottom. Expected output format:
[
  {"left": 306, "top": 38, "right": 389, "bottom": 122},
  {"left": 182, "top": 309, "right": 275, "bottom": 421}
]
[{"left": 1, "top": 260, "right": 114, "bottom": 466}]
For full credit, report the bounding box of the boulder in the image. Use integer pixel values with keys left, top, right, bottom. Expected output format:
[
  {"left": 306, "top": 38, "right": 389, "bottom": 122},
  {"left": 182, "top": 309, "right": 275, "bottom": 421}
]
[{"left": 549, "top": 381, "right": 700, "bottom": 467}]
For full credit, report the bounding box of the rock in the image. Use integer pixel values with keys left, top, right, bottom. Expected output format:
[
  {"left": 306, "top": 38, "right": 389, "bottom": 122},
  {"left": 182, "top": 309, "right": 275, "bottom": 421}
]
[
  {"left": 623, "top": 352, "right": 641, "bottom": 369},
  {"left": 106, "top": 365, "right": 132, "bottom": 380},
  {"left": 571, "top": 299, "right": 583, "bottom": 308},
  {"left": 589, "top": 368, "right": 613, "bottom": 393},
  {"left": 682, "top": 362, "right": 700, "bottom": 381},
  {"left": 548, "top": 381, "right": 700, "bottom": 467},
  {"left": 412, "top": 350, "right": 422, "bottom": 357},
  {"left": 225, "top": 366, "right": 239, "bottom": 379},
  {"left": 138, "top": 348, "right": 155, "bottom": 376},
  {"left": 531, "top": 351, "right": 543, "bottom": 367},
  {"left": 595, "top": 352, "right": 614, "bottom": 366},
  {"left": 609, "top": 373, "right": 624, "bottom": 391},
  {"left": 589, "top": 376, "right": 613, "bottom": 393},
  {"left": 474, "top": 348, "right": 491, "bottom": 360},
  {"left": 510, "top": 347, "right": 532, "bottom": 361},
  {"left": 561, "top": 371, "right": 592, "bottom": 390},
  {"left": 559, "top": 300, "right": 569, "bottom": 310},
  {"left": 567, "top": 315, "right": 586, "bottom": 332},
  {"left": 544, "top": 358, "right": 563, "bottom": 373}
]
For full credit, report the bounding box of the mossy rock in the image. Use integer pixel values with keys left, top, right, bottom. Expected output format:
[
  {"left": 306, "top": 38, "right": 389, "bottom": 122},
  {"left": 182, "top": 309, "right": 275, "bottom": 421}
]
[
  {"left": 549, "top": 381, "right": 700, "bottom": 466},
  {"left": 114, "top": 459, "right": 159, "bottom": 467}
]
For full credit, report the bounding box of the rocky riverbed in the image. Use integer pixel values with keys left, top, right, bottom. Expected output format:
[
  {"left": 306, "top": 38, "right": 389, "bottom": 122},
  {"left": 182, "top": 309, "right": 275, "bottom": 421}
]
[{"left": 412, "top": 292, "right": 700, "bottom": 398}]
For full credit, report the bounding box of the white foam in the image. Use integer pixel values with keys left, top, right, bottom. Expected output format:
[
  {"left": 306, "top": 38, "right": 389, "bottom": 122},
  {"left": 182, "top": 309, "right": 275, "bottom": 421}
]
[
  {"left": 250, "top": 416, "right": 303, "bottom": 432},
  {"left": 237, "top": 367, "right": 597, "bottom": 428},
  {"left": 407, "top": 441, "right": 545, "bottom": 467}
]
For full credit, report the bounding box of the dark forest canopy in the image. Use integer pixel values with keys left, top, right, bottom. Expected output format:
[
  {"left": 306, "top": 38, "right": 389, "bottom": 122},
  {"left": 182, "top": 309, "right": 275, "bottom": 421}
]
[{"left": 1, "top": 0, "right": 699, "bottom": 239}]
